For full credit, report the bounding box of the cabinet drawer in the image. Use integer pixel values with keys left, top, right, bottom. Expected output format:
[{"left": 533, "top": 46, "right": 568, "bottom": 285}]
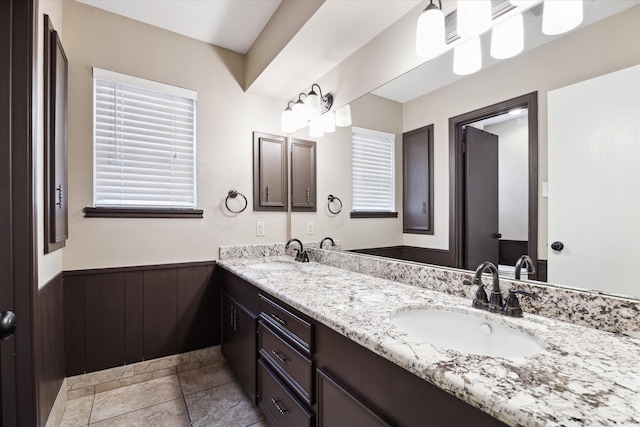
[
  {"left": 259, "top": 295, "right": 313, "bottom": 353},
  {"left": 258, "top": 359, "right": 314, "bottom": 427},
  {"left": 259, "top": 321, "right": 313, "bottom": 404}
]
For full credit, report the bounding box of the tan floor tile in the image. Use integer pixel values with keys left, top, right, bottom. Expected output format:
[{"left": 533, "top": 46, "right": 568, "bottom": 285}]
[
  {"left": 89, "top": 375, "right": 183, "bottom": 423},
  {"left": 88, "top": 398, "right": 190, "bottom": 427},
  {"left": 189, "top": 345, "right": 222, "bottom": 363},
  {"left": 68, "top": 386, "right": 95, "bottom": 401},
  {"left": 185, "top": 380, "right": 264, "bottom": 427},
  {"left": 178, "top": 360, "right": 235, "bottom": 396},
  {"left": 68, "top": 365, "right": 135, "bottom": 390},
  {"left": 95, "top": 367, "right": 176, "bottom": 393},
  {"left": 60, "top": 395, "right": 94, "bottom": 427},
  {"left": 133, "top": 353, "right": 190, "bottom": 375}
]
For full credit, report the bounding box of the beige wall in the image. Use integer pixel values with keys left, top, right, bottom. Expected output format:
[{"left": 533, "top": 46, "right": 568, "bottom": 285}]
[
  {"left": 37, "top": 0, "right": 64, "bottom": 287},
  {"left": 290, "top": 93, "right": 404, "bottom": 249},
  {"left": 62, "top": 2, "right": 288, "bottom": 270},
  {"left": 402, "top": 7, "right": 640, "bottom": 258}
]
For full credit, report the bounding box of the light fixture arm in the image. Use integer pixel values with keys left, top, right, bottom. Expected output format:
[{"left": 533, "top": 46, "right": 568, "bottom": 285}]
[
  {"left": 424, "top": 0, "right": 442, "bottom": 12},
  {"left": 308, "top": 84, "right": 334, "bottom": 113}
]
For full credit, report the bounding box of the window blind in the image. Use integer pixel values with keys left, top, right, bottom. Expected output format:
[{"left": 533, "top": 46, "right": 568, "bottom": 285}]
[
  {"left": 93, "top": 70, "right": 197, "bottom": 209},
  {"left": 352, "top": 127, "right": 395, "bottom": 212}
]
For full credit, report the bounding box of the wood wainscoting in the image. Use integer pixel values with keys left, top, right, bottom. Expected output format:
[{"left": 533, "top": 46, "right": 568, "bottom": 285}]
[
  {"left": 64, "top": 261, "right": 219, "bottom": 376},
  {"left": 350, "top": 246, "right": 453, "bottom": 268},
  {"left": 36, "top": 273, "right": 65, "bottom": 427}
]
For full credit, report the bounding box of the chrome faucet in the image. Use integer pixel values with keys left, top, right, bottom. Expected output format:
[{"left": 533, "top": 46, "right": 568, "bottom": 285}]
[
  {"left": 285, "top": 238, "right": 308, "bottom": 262},
  {"left": 320, "top": 237, "right": 335, "bottom": 249},
  {"left": 470, "top": 261, "right": 533, "bottom": 317},
  {"left": 514, "top": 255, "right": 536, "bottom": 280}
]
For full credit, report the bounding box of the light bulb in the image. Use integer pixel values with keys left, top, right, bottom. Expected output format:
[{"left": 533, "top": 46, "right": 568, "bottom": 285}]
[
  {"left": 305, "top": 90, "right": 321, "bottom": 118},
  {"left": 509, "top": 0, "right": 538, "bottom": 6},
  {"left": 335, "top": 105, "right": 352, "bottom": 127},
  {"left": 309, "top": 117, "right": 324, "bottom": 138},
  {"left": 453, "top": 36, "right": 482, "bottom": 75},
  {"left": 457, "top": 0, "right": 492, "bottom": 39},
  {"left": 491, "top": 13, "right": 524, "bottom": 59},
  {"left": 293, "top": 99, "right": 306, "bottom": 129},
  {"left": 542, "top": 0, "right": 583, "bottom": 36},
  {"left": 322, "top": 111, "right": 336, "bottom": 133},
  {"left": 281, "top": 107, "right": 297, "bottom": 134},
  {"left": 416, "top": 4, "right": 446, "bottom": 58}
]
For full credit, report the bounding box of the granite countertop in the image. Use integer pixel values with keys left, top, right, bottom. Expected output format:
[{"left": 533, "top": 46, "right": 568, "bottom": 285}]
[{"left": 218, "top": 256, "right": 640, "bottom": 427}]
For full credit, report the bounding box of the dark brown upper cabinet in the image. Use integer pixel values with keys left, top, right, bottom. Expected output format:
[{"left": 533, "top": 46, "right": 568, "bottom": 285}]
[
  {"left": 290, "top": 138, "right": 316, "bottom": 212},
  {"left": 403, "top": 125, "right": 434, "bottom": 234},
  {"left": 253, "top": 132, "right": 287, "bottom": 211},
  {"left": 44, "top": 15, "right": 68, "bottom": 253}
]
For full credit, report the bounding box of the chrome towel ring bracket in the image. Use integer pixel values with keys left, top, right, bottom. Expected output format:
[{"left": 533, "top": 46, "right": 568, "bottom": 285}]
[
  {"left": 327, "top": 194, "right": 342, "bottom": 214},
  {"left": 225, "top": 190, "right": 248, "bottom": 214}
]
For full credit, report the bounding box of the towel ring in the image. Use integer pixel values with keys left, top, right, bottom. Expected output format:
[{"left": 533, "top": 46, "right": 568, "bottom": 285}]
[
  {"left": 225, "top": 190, "right": 247, "bottom": 214},
  {"left": 327, "top": 194, "right": 342, "bottom": 215}
]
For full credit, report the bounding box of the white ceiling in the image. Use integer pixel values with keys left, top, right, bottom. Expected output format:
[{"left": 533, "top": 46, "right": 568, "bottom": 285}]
[
  {"left": 75, "top": 0, "right": 639, "bottom": 104},
  {"left": 75, "top": 0, "right": 283, "bottom": 54}
]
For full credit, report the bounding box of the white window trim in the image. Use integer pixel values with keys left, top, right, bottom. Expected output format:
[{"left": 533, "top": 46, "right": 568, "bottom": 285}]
[
  {"left": 91, "top": 68, "right": 198, "bottom": 211},
  {"left": 351, "top": 126, "right": 396, "bottom": 213}
]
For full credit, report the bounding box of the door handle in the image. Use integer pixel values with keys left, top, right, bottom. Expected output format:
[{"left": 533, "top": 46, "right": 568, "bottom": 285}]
[
  {"left": 0, "top": 311, "right": 17, "bottom": 340},
  {"left": 550, "top": 241, "right": 564, "bottom": 251},
  {"left": 492, "top": 233, "right": 502, "bottom": 239}
]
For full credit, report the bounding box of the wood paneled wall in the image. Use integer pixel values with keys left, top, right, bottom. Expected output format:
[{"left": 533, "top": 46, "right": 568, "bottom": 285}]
[
  {"left": 64, "top": 261, "right": 219, "bottom": 376},
  {"left": 350, "top": 246, "right": 452, "bottom": 267},
  {"left": 36, "top": 273, "right": 65, "bottom": 427}
]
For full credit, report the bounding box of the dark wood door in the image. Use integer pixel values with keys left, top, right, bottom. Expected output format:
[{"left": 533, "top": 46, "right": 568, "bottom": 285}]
[
  {"left": 221, "top": 293, "right": 258, "bottom": 402},
  {"left": 464, "top": 126, "right": 499, "bottom": 270},
  {"left": 403, "top": 125, "right": 434, "bottom": 234},
  {"left": 0, "top": 0, "right": 37, "bottom": 424}
]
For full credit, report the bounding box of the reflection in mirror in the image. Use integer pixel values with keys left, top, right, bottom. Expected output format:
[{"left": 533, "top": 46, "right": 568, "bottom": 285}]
[{"left": 289, "top": 3, "right": 640, "bottom": 300}]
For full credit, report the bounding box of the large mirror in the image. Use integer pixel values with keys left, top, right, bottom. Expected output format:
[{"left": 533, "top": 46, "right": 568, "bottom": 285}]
[{"left": 289, "top": 1, "right": 640, "bottom": 300}]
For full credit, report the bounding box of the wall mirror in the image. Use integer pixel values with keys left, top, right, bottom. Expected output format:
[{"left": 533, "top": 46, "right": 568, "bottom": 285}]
[{"left": 288, "top": 1, "right": 640, "bottom": 301}]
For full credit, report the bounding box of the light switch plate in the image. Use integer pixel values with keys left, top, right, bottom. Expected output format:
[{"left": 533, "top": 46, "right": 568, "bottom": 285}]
[
  {"left": 542, "top": 182, "right": 549, "bottom": 198},
  {"left": 256, "top": 222, "right": 265, "bottom": 237},
  {"left": 306, "top": 221, "right": 314, "bottom": 235}
]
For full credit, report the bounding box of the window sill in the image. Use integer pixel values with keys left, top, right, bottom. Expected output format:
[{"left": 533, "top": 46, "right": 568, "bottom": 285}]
[
  {"left": 350, "top": 211, "right": 398, "bottom": 219},
  {"left": 84, "top": 207, "right": 203, "bottom": 219}
]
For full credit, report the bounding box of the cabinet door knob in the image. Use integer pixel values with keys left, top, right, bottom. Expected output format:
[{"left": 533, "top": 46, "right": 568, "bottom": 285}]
[{"left": 0, "top": 311, "right": 16, "bottom": 340}]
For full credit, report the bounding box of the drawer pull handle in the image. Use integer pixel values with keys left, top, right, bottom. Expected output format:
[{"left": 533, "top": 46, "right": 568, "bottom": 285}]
[
  {"left": 270, "top": 313, "right": 286, "bottom": 326},
  {"left": 271, "top": 398, "right": 287, "bottom": 415},
  {"left": 271, "top": 350, "right": 287, "bottom": 364}
]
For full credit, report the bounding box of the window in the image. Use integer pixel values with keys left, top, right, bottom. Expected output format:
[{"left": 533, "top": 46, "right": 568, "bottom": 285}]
[
  {"left": 86, "top": 68, "right": 201, "bottom": 218},
  {"left": 351, "top": 127, "right": 397, "bottom": 218}
]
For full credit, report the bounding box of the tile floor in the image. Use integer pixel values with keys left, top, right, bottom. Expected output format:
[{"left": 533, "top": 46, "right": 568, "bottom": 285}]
[{"left": 60, "top": 349, "right": 268, "bottom": 426}]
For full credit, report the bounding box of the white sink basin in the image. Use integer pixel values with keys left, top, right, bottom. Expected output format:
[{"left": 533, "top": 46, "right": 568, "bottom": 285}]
[
  {"left": 390, "top": 307, "right": 545, "bottom": 358},
  {"left": 249, "top": 262, "right": 298, "bottom": 271}
]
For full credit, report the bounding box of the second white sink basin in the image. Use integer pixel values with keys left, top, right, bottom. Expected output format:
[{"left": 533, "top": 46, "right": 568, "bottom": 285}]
[
  {"left": 390, "top": 307, "right": 545, "bottom": 358},
  {"left": 249, "top": 261, "right": 298, "bottom": 271}
]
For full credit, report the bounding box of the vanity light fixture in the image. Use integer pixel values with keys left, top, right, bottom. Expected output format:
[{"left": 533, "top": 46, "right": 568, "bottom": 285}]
[
  {"left": 490, "top": 13, "right": 524, "bottom": 59},
  {"left": 542, "top": 0, "right": 583, "bottom": 36},
  {"left": 453, "top": 36, "right": 482, "bottom": 75},
  {"left": 280, "top": 83, "right": 341, "bottom": 136},
  {"left": 416, "top": 0, "right": 445, "bottom": 59}
]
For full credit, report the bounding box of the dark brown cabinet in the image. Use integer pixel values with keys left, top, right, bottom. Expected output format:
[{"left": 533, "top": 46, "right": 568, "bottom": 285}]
[
  {"left": 218, "top": 268, "right": 507, "bottom": 427},
  {"left": 290, "top": 138, "right": 316, "bottom": 212},
  {"left": 253, "top": 132, "right": 287, "bottom": 211},
  {"left": 221, "top": 292, "right": 258, "bottom": 402},
  {"left": 403, "top": 125, "right": 434, "bottom": 234},
  {"left": 44, "top": 15, "right": 68, "bottom": 253},
  {"left": 317, "top": 369, "right": 391, "bottom": 427}
]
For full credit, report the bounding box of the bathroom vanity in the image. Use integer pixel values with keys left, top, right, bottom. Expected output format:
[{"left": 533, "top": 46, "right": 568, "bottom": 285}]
[{"left": 217, "top": 250, "right": 640, "bottom": 427}]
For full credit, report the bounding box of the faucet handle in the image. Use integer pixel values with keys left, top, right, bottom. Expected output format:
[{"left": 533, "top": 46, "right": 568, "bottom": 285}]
[
  {"left": 502, "top": 288, "right": 534, "bottom": 317},
  {"left": 472, "top": 278, "right": 489, "bottom": 309}
]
